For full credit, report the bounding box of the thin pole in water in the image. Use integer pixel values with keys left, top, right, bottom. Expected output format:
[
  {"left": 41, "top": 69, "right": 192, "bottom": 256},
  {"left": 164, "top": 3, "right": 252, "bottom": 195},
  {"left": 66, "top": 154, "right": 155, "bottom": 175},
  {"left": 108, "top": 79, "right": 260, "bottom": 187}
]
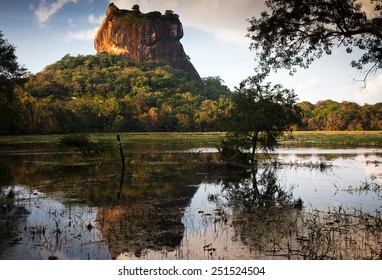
[{"left": 117, "top": 133, "right": 125, "bottom": 168}]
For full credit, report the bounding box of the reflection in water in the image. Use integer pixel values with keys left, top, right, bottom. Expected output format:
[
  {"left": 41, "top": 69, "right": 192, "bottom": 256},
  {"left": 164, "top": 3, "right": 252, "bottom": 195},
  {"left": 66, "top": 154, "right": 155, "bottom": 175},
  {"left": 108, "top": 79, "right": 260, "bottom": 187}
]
[
  {"left": 0, "top": 143, "right": 381, "bottom": 259},
  {"left": 222, "top": 166, "right": 302, "bottom": 211},
  {"left": 220, "top": 166, "right": 302, "bottom": 259},
  {"left": 112, "top": 165, "right": 303, "bottom": 260},
  {"left": 0, "top": 186, "right": 110, "bottom": 260},
  {"left": 98, "top": 198, "right": 188, "bottom": 259},
  {"left": 0, "top": 187, "right": 29, "bottom": 258}
]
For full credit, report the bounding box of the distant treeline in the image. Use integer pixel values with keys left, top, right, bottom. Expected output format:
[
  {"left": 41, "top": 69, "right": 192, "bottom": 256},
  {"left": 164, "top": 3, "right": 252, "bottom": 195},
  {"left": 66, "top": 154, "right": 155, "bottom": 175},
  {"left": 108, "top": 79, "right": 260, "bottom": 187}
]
[
  {"left": 298, "top": 100, "right": 382, "bottom": 131},
  {"left": 1, "top": 53, "right": 381, "bottom": 134}
]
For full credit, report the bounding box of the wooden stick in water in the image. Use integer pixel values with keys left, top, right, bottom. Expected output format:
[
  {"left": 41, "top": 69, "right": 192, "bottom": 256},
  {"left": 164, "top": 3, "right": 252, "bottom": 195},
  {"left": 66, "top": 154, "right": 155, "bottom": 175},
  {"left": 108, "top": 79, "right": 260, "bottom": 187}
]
[{"left": 117, "top": 133, "right": 125, "bottom": 167}]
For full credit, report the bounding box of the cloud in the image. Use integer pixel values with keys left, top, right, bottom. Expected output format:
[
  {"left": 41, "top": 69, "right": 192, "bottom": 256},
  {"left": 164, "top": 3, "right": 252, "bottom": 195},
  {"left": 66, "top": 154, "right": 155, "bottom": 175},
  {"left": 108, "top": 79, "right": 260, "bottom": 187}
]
[
  {"left": 88, "top": 14, "right": 104, "bottom": 25},
  {"left": 109, "top": 0, "right": 263, "bottom": 44},
  {"left": 64, "top": 12, "right": 104, "bottom": 42},
  {"left": 64, "top": 13, "right": 103, "bottom": 42},
  {"left": 34, "top": 0, "right": 78, "bottom": 26},
  {"left": 64, "top": 27, "right": 98, "bottom": 41}
]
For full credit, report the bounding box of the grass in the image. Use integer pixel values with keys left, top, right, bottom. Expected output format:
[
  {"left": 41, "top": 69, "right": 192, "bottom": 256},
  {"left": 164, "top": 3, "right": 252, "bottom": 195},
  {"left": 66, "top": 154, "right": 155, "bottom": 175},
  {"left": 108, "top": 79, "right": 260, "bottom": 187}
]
[
  {"left": 0, "top": 188, "right": 29, "bottom": 253},
  {"left": 232, "top": 205, "right": 382, "bottom": 259},
  {"left": 0, "top": 131, "right": 381, "bottom": 146},
  {"left": 0, "top": 132, "right": 226, "bottom": 147},
  {"left": 282, "top": 131, "right": 382, "bottom": 147},
  {"left": 269, "top": 159, "right": 334, "bottom": 172},
  {"left": 295, "top": 207, "right": 382, "bottom": 259}
]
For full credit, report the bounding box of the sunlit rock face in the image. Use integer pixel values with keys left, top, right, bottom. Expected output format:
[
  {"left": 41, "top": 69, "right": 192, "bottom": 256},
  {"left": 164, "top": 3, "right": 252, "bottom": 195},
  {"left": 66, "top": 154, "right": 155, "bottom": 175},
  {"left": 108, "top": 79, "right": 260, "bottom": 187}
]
[{"left": 94, "top": 3, "right": 201, "bottom": 80}]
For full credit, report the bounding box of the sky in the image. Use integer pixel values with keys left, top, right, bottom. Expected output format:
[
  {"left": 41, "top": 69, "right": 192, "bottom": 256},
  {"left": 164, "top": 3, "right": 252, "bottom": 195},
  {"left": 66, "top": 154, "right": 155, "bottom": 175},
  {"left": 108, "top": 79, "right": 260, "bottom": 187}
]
[{"left": 0, "top": 0, "right": 381, "bottom": 105}]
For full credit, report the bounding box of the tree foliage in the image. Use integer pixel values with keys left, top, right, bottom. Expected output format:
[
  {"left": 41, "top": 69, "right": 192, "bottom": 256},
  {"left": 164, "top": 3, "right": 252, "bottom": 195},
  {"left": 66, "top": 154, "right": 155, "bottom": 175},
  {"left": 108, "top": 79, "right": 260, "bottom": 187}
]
[
  {"left": 1, "top": 36, "right": 380, "bottom": 135},
  {"left": 0, "top": 31, "right": 26, "bottom": 80},
  {"left": 298, "top": 100, "right": 382, "bottom": 130},
  {"left": 9, "top": 53, "right": 232, "bottom": 134},
  {"left": 248, "top": 0, "right": 382, "bottom": 78},
  {"left": 0, "top": 30, "right": 27, "bottom": 134},
  {"left": 131, "top": 4, "right": 140, "bottom": 13},
  {"left": 222, "top": 74, "right": 302, "bottom": 164}
]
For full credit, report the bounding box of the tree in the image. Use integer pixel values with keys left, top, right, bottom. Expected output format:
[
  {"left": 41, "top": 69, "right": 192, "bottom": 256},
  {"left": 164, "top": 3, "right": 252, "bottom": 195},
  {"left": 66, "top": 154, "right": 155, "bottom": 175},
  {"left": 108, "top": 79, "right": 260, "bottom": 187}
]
[
  {"left": 12, "top": 53, "right": 233, "bottom": 134},
  {"left": 18, "top": 93, "right": 55, "bottom": 134},
  {"left": 202, "top": 76, "right": 232, "bottom": 100},
  {"left": 0, "top": 31, "right": 26, "bottom": 80},
  {"left": 132, "top": 4, "right": 140, "bottom": 13},
  {"left": 298, "top": 101, "right": 315, "bottom": 130},
  {"left": 222, "top": 74, "right": 302, "bottom": 164},
  {"left": 247, "top": 0, "right": 382, "bottom": 81},
  {"left": 0, "top": 30, "right": 27, "bottom": 134}
]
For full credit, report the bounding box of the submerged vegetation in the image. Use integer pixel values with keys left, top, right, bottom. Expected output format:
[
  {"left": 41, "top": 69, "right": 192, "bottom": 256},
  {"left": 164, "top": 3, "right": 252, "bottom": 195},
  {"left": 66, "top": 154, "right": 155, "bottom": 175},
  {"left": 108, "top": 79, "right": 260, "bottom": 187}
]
[
  {"left": 235, "top": 206, "right": 382, "bottom": 260},
  {"left": 0, "top": 188, "right": 29, "bottom": 257},
  {"left": 296, "top": 207, "right": 382, "bottom": 259},
  {"left": 211, "top": 166, "right": 382, "bottom": 259},
  {"left": 1, "top": 133, "right": 382, "bottom": 259},
  {"left": 59, "top": 134, "right": 115, "bottom": 156}
]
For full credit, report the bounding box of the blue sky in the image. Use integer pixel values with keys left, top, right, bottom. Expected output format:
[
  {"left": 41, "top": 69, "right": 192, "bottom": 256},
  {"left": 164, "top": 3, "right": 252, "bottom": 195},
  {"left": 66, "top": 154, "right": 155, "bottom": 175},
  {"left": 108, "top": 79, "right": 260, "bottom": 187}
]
[{"left": 0, "top": 0, "right": 381, "bottom": 105}]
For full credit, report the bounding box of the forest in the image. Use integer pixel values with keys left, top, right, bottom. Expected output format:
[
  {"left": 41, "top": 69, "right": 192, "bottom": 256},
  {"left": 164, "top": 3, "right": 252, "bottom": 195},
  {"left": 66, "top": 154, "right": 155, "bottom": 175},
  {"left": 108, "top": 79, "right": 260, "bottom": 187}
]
[
  {"left": 1, "top": 53, "right": 232, "bottom": 134},
  {"left": 1, "top": 52, "right": 381, "bottom": 135},
  {"left": 298, "top": 100, "right": 382, "bottom": 131}
]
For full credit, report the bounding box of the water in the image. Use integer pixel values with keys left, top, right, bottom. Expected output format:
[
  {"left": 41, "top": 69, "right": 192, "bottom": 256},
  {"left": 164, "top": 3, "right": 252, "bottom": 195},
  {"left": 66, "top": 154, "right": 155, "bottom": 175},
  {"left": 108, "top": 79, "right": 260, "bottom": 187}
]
[
  {"left": 275, "top": 148, "right": 382, "bottom": 212},
  {"left": 0, "top": 143, "right": 381, "bottom": 259}
]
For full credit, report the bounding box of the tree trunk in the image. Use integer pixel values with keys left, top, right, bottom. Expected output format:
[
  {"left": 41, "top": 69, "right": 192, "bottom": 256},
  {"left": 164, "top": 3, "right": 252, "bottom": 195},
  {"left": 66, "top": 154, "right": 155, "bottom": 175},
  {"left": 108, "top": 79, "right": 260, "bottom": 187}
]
[
  {"left": 251, "top": 131, "right": 258, "bottom": 164},
  {"left": 251, "top": 162, "right": 260, "bottom": 197},
  {"left": 117, "top": 133, "right": 125, "bottom": 168}
]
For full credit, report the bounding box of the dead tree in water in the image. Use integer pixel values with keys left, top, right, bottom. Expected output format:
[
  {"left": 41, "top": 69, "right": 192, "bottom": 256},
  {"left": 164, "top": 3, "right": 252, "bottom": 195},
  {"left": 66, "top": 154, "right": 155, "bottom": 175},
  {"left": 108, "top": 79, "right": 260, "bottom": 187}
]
[
  {"left": 117, "top": 133, "right": 125, "bottom": 168},
  {"left": 117, "top": 133, "right": 125, "bottom": 200}
]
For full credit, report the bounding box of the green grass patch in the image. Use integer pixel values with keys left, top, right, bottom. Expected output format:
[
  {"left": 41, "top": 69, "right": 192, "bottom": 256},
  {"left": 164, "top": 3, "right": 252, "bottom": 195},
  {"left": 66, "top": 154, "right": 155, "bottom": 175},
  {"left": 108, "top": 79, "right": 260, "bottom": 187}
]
[
  {"left": 0, "top": 132, "right": 226, "bottom": 148},
  {"left": 282, "top": 131, "right": 382, "bottom": 147},
  {"left": 0, "top": 131, "right": 381, "bottom": 148}
]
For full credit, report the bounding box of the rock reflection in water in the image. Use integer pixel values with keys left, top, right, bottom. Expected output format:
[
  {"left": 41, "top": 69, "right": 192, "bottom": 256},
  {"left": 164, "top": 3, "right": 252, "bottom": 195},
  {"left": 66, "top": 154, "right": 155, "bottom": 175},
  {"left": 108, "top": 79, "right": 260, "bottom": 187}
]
[{"left": 97, "top": 198, "right": 194, "bottom": 259}]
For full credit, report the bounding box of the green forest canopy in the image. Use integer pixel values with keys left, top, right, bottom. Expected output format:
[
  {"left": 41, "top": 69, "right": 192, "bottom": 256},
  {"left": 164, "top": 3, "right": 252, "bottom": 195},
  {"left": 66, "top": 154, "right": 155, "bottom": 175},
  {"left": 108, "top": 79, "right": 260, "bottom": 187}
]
[
  {"left": 1, "top": 52, "right": 381, "bottom": 134},
  {"left": 12, "top": 53, "right": 233, "bottom": 134}
]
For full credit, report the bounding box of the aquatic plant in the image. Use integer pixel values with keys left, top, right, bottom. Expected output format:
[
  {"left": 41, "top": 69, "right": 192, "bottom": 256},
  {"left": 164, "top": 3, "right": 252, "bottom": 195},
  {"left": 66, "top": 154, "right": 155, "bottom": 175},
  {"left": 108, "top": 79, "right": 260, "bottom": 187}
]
[
  {"left": 0, "top": 188, "right": 29, "bottom": 256},
  {"left": 269, "top": 159, "right": 334, "bottom": 172},
  {"left": 296, "top": 207, "right": 382, "bottom": 259},
  {"left": 59, "top": 134, "right": 115, "bottom": 156}
]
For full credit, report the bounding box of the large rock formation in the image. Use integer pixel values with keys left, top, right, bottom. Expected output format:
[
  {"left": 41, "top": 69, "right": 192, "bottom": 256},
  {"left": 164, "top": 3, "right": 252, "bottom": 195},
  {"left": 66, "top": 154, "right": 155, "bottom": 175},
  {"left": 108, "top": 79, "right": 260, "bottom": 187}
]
[{"left": 94, "top": 3, "right": 201, "bottom": 80}]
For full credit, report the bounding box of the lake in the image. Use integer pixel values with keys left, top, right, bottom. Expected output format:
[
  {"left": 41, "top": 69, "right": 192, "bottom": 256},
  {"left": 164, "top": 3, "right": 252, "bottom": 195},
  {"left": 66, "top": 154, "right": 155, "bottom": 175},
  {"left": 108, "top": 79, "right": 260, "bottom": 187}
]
[{"left": 0, "top": 141, "right": 381, "bottom": 260}]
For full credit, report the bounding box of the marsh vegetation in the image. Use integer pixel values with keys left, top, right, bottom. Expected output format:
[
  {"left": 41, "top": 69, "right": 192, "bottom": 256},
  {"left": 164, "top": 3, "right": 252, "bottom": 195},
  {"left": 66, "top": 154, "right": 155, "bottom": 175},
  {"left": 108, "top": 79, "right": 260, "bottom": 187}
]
[{"left": 0, "top": 132, "right": 381, "bottom": 259}]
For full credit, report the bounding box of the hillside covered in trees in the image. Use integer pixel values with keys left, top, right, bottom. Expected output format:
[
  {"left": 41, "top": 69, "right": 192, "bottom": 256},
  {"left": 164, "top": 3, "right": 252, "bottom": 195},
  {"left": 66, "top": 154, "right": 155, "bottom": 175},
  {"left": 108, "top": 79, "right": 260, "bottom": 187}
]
[
  {"left": 299, "top": 100, "right": 382, "bottom": 131},
  {"left": 1, "top": 53, "right": 381, "bottom": 134},
  {"left": 6, "top": 53, "right": 232, "bottom": 134}
]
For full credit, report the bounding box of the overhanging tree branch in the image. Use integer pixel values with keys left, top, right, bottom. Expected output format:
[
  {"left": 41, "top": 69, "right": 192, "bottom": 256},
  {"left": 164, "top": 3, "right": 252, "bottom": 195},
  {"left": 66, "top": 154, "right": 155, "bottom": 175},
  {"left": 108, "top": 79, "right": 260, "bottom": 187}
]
[{"left": 248, "top": 0, "right": 382, "bottom": 81}]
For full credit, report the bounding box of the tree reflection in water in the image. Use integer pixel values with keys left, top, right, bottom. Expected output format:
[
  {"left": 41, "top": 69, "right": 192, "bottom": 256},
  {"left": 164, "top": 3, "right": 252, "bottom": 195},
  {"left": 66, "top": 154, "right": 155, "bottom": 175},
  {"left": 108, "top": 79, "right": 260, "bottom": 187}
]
[{"left": 221, "top": 165, "right": 303, "bottom": 259}]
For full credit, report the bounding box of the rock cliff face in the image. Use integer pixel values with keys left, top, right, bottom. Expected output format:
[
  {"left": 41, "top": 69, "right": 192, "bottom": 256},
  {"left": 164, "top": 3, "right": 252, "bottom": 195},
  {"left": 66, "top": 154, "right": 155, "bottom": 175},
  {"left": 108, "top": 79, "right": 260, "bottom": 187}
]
[{"left": 94, "top": 3, "right": 201, "bottom": 80}]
